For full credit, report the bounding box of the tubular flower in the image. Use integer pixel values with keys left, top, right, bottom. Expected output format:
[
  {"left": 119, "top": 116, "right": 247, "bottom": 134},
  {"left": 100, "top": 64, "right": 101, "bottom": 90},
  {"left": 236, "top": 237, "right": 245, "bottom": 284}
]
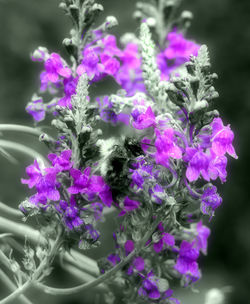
[
  {"left": 211, "top": 117, "right": 238, "bottom": 159},
  {"left": 154, "top": 128, "right": 182, "bottom": 167}
]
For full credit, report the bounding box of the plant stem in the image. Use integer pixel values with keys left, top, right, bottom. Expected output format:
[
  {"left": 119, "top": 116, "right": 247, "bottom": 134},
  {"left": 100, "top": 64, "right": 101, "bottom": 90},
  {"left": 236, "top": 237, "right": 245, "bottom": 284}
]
[
  {"left": 0, "top": 124, "right": 43, "bottom": 137},
  {"left": 0, "top": 216, "right": 99, "bottom": 276},
  {"left": 34, "top": 218, "right": 161, "bottom": 296},
  {"left": 61, "top": 264, "right": 105, "bottom": 291},
  {"left": 0, "top": 140, "right": 48, "bottom": 166},
  {"left": 0, "top": 202, "right": 23, "bottom": 219},
  {"left": 0, "top": 269, "right": 33, "bottom": 304},
  {"left": 0, "top": 228, "right": 63, "bottom": 304}
]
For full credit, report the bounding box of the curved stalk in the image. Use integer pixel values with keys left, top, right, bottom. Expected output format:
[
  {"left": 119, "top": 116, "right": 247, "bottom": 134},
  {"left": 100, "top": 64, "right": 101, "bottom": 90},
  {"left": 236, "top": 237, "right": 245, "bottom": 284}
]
[
  {"left": 0, "top": 228, "right": 63, "bottom": 304},
  {"left": 0, "top": 269, "right": 33, "bottom": 304},
  {"left": 0, "top": 216, "right": 99, "bottom": 276},
  {"left": 0, "top": 124, "right": 44, "bottom": 138},
  {"left": 0, "top": 202, "right": 23, "bottom": 219},
  {"left": 34, "top": 218, "right": 161, "bottom": 296},
  {"left": 0, "top": 140, "right": 48, "bottom": 166}
]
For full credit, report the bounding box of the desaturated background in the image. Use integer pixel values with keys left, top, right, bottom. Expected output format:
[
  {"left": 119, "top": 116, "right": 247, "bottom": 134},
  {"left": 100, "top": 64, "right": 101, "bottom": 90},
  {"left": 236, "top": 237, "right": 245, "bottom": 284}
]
[{"left": 0, "top": 0, "right": 249, "bottom": 303}]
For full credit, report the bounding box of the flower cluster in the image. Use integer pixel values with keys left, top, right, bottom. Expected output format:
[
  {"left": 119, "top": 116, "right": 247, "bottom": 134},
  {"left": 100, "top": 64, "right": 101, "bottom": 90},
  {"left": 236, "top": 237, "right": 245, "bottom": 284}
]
[
  {"left": 21, "top": 149, "right": 112, "bottom": 245},
  {"left": 20, "top": 0, "right": 238, "bottom": 303}
]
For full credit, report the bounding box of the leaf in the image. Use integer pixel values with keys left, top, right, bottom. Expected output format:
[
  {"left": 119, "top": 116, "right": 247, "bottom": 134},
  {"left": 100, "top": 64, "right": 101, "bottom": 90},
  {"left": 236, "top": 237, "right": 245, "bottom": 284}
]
[{"left": 197, "top": 45, "right": 210, "bottom": 68}]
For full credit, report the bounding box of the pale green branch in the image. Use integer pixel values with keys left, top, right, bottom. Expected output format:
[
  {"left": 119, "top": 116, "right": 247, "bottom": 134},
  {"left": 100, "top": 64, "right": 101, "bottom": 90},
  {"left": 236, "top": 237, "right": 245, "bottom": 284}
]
[
  {"left": 0, "top": 269, "right": 33, "bottom": 304},
  {"left": 0, "top": 140, "right": 48, "bottom": 166}
]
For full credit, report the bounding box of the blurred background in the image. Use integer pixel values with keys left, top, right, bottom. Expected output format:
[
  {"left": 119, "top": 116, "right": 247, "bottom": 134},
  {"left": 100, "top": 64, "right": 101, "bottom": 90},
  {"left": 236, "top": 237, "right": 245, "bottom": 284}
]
[{"left": 0, "top": 0, "right": 249, "bottom": 303}]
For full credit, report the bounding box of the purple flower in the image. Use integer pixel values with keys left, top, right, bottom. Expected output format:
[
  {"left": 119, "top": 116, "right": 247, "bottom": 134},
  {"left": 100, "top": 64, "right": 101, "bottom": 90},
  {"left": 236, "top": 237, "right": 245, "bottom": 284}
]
[
  {"left": 96, "top": 96, "right": 130, "bottom": 125},
  {"left": 21, "top": 160, "right": 43, "bottom": 189},
  {"left": 211, "top": 118, "right": 238, "bottom": 159},
  {"left": 68, "top": 168, "right": 113, "bottom": 207},
  {"left": 68, "top": 167, "right": 91, "bottom": 195},
  {"left": 44, "top": 53, "right": 71, "bottom": 83},
  {"left": 30, "top": 170, "right": 60, "bottom": 204},
  {"left": 162, "top": 289, "right": 181, "bottom": 304},
  {"left": 100, "top": 53, "right": 120, "bottom": 76},
  {"left": 119, "top": 197, "right": 141, "bottom": 216},
  {"left": 129, "top": 157, "right": 156, "bottom": 189},
  {"left": 39, "top": 53, "right": 71, "bottom": 92},
  {"left": 77, "top": 47, "right": 101, "bottom": 80},
  {"left": 153, "top": 231, "right": 175, "bottom": 253},
  {"left": 164, "top": 31, "right": 200, "bottom": 62},
  {"left": 85, "top": 224, "right": 100, "bottom": 241},
  {"left": 194, "top": 221, "right": 211, "bottom": 255},
  {"left": 125, "top": 240, "right": 134, "bottom": 255},
  {"left": 201, "top": 186, "right": 222, "bottom": 218},
  {"left": 174, "top": 240, "right": 201, "bottom": 283},
  {"left": 77, "top": 35, "right": 121, "bottom": 81},
  {"left": 208, "top": 151, "right": 228, "bottom": 183},
  {"left": 58, "top": 76, "right": 78, "bottom": 108},
  {"left": 107, "top": 253, "right": 121, "bottom": 266},
  {"left": 154, "top": 128, "right": 182, "bottom": 167},
  {"left": 157, "top": 31, "right": 199, "bottom": 80},
  {"left": 88, "top": 175, "right": 113, "bottom": 207},
  {"left": 133, "top": 256, "right": 145, "bottom": 271},
  {"left": 184, "top": 147, "right": 210, "bottom": 182},
  {"left": 48, "top": 150, "right": 72, "bottom": 172},
  {"left": 115, "top": 43, "right": 145, "bottom": 96},
  {"left": 138, "top": 271, "right": 161, "bottom": 300},
  {"left": 149, "top": 184, "right": 165, "bottom": 205},
  {"left": 57, "top": 196, "right": 83, "bottom": 230},
  {"left": 25, "top": 98, "right": 45, "bottom": 122},
  {"left": 131, "top": 106, "right": 156, "bottom": 130}
]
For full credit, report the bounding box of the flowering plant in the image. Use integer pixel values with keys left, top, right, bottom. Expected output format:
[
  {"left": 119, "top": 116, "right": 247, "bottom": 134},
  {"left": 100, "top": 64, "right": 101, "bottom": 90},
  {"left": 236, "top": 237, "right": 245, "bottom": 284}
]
[{"left": 0, "top": 0, "right": 237, "bottom": 303}]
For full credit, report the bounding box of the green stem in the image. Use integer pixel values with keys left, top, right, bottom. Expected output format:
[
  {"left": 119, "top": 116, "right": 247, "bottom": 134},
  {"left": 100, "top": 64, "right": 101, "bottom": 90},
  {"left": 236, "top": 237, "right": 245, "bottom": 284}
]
[
  {"left": 0, "top": 269, "right": 33, "bottom": 304},
  {"left": 0, "top": 229, "right": 63, "bottom": 304},
  {"left": 0, "top": 124, "right": 43, "bottom": 137},
  {"left": 0, "top": 202, "right": 23, "bottom": 219},
  {"left": 0, "top": 140, "right": 48, "bottom": 166},
  {"left": 34, "top": 218, "right": 160, "bottom": 296},
  {"left": 0, "top": 216, "right": 99, "bottom": 276},
  {"left": 61, "top": 264, "right": 105, "bottom": 292}
]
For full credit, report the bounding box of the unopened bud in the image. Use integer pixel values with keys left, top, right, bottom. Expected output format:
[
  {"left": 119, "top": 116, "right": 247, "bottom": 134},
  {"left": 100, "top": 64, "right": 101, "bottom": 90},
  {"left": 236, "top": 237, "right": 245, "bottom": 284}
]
[
  {"left": 105, "top": 16, "right": 118, "bottom": 29},
  {"left": 181, "top": 10, "right": 193, "bottom": 20}
]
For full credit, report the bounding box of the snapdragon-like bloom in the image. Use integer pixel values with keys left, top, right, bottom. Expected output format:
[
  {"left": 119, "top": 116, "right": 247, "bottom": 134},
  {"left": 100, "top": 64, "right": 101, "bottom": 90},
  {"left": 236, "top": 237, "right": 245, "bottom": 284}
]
[
  {"left": 157, "top": 31, "right": 200, "bottom": 80},
  {"left": 201, "top": 186, "right": 222, "bottom": 218},
  {"left": 30, "top": 170, "right": 60, "bottom": 204},
  {"left": 119, "top": 197, "right": 140, "bottom": 216},
  {"left": 174, "top": 240, "right": 201, "bottom": 283},
  {"left": 208, "top": 151, "right": 227, "bottom": 183},
  {"left": 48, "top": 150, "right": 72, "bottom": 172},
  {"left": 58, "top": 76, "right": 78, "bottom": 108},
  {"left": 107, "top": 253, "right": 121, "bottom": 266},
  {"left": 155, "top": 128, "right": 182, "bottom": 167},
  {"left": 130, "top": 157, "right": 156, "bottom": 189},
  {"left": 211, "top": 117, "right": 238, "bottom": 159},
  {"left": 194, "top": 221, "right": 211, "bottom": 255},
  {"left": 131, "top": 106, "right": 156, "bottom": 130},
  {"left": 115, "top": 43, "right": 145, "bottom": 96},
  {"left": 153, "top": 223, "right": 175, "bottom": 253},
  {"left": 138, "top": 271, "right": 161, "bottom": 300},
  {"left": 25, "top": 98, "right": 46, "bottom": 122},
  {"left": 68, "top": 168, "right": 113, "bottom": 207},
  {"left": 56, "top": 196, "right": 83, "bottom": 230},
  {"left": 21, "top": 160, "right": 43, "bottom": 189},
  {"left": 40, "top": 53, "right": 71, "bottom": 91},
  {"left": 77, "top": 35, "right": 121, "bottom": 81},
  {"left": 184, "top": 147, "right": 210, "bottom": 182},
  {"left": 96, "top": 95, "right": 130, "bottom": 125},
  {"left": 68, "top": 167, "right": 91, "bottom": 194}
]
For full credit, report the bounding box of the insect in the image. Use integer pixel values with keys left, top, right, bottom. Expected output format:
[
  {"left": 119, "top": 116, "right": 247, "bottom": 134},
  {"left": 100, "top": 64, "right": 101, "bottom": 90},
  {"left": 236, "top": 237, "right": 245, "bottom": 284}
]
[{"left": 105, "top": 136, "right": 145, "bottom": 202}]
